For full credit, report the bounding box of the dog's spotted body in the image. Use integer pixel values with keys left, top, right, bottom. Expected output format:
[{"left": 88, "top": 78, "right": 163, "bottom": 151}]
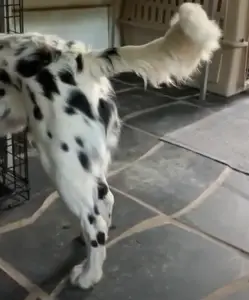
[
  {"left": 0, "top": 4, "right": 221, "bottom": 290},
  {"left": 0, "top": 33, "right": 118, "bottom": 288}
]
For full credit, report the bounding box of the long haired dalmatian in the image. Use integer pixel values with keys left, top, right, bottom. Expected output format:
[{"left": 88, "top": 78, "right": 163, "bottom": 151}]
[{"left": 0, "top": 3, "right": 221, "bottom": 290}]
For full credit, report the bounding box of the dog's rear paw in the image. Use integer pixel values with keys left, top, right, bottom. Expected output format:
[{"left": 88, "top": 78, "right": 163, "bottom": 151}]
[
  {"left": 70, "top": 263, "right": 84, "bottom": 285},
  {"left": 70, "top": 262, "right": 103, "bottom": 289}
]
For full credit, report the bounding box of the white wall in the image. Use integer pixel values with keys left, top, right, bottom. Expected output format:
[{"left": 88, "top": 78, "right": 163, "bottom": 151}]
[{"left": 24, "top": 7, "right": 113, "bottom": 50}]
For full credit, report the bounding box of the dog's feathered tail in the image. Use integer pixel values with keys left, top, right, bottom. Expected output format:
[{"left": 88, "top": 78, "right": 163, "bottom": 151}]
[{"left": 85, "top": 3, "right": 222, "bottom": 87}]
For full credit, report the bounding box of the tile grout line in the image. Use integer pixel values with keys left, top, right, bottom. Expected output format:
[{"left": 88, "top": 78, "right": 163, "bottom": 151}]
[
  {"left": 114, "top": 78, "right": 201, "bottom": 100},
  {"left": 122, "top": 101, "right": 180, "bottom": 122},
  {"left": 113, "top": 77, "right": 203, "bottom": 99},
  {"left": 49, "top": 278, "right": 67, "bottom": 299},
  {"left": 112, "top": 78, "right": 138, "bottom": 87},
  {"left": 170, "top": 166, "right": 231, "bottom": 218},
  {"left": 133, "top": 87, "right": 178, "bottom": 100},
  {"left": 122, "top": 98, "right": 210, "bottom": 140},
  {"left": 175, "top": 93, "right": 200, "bottom": 101},
  {"left": 115, "top": 86, "right": 136, "bottom": 94},
  {"left": 171, "top": 218, "right": 249, "bottom": 256},
  {"left": 202, "top": 275, "right": 249, "bottom": 300},
  {"left": 145, "top": 88, "right": 200, "bottom": 101},
  {"left": 179, "top": 98, "right": 214, "bottom": 111},
  {"left": 123, "top": 123, "right": 160, "bottom": 139},
  {"left": 106, "top": 215, "right": 170, "bottom": 248},
  {"left": 113, "top": 78, "right": 191, "bottom": 99},
  {"left": 110, "top": 186, "right": 165, "bottom": 215},
  {"left": 0, "top": 257, "right": 50, "bottom": 300},
  {"left": 107, "top": 140, "right": 164, "bottom": 179},
  {"left": 136, "top": 141, "right": 165, "bottom": 161},
  {"left": 0, "top": 186, "right": 53, "bottom": 225},
  {"left": 108, "top": 164, "right": 134, "bottom": 178},
  {"left": 0, "top": 191, "right": 58, "bottom": 235}
]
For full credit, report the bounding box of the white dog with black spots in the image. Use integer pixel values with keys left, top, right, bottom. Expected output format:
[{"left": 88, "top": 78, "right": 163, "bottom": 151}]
[{"left": 0, "top": 3, "right": 221, "bottom": 290}]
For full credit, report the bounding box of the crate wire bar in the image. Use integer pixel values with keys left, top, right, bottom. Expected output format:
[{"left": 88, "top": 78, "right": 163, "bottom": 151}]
[{"left": 0, "top": 0, "right": 29, "bottom": 211}]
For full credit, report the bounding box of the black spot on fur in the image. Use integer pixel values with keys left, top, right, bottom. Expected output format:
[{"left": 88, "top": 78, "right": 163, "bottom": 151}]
[
  {"left": 36, "top": 69, "right": 60, "bottom": 100},
  {"left": 33, "top": 106, "right": 43, "bottom": 120},
  {"left": 98, "top": 181, "right": 108, "bottom": 200},
  {"left": 91, "top": 240, "right": 98, "bottom": 248},
  {"left": 26, "top": 85, "right": 36, "bottom": 104},
  {"left": 0, "top": 89, "right": 5, "bottom": 97},
  {"left": 26, "top": 85, "right": 43, "bottom": 121},
  {"left": 54, "top": 50, "right": 62, "bottom": 61},
  {"left": 98, "top": 98, "right": 113, "bottom": 131},
  {"left": 94, "top": 205, "right": 100, "bottom": 215},
  {"left": 100, "top": 47, "right": 119, "bottom": 66},
  {"left": 67, "top": 40, "right": 75, "bottom": 48},
  {"left": 17, "top": 78, "right": 22, "bottom": 91},
  {"left": 75, "top": 53, "right": 83, "bottom": 72},
  {"left": 88, "top": 214, "right": 95, "bottom": 225},
  {"left": 0, "top": 69, "right": 11, "bottom": 85},
  {"left": 15, "top": 45, "right": 27, "bottom": 56},
  {"left": 16, "top": 47, "right": 53, "bottom": 77},
  {"left": 67, "top": 89, "right": 94, "bottom": 120},
  {"left": 64, "top": 106, "right": 76, "bottom": 115},
  {"left": 13, "top": 83, "right": 21, "bottom": 92},
  {"left": 47, "top": 131, "right": 52, "bottom": 139},
  {"left": 78, "top": 151, "right": 90, "bottom": 171},
  {"left": 2, "top": 60, "right": 7, "bottom": 67},
  {"left": 25, "top": 124, "right": 30, "bottom": 133},
  {"left": 61, "top": 142, "right": 69, "bottom": 152},
  {"left": 113, "top": 119, "right": 120, "bottom": 131},
  {"left": 0, "top": 45, "right": 4, "bottom": 50},
  {"left": 58, "top": 69, "right": 76, "bottom": 86},
  {"left": 96, "top": 231, "right": 106, "bottom": 245},
  {"left": 75, "top": 136, "right": 84, "bottom": 147}
]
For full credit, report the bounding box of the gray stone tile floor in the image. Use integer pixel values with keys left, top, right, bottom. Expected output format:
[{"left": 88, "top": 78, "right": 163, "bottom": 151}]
[{"left": 1, "top": 73, "right": 249, "bottom": 300}]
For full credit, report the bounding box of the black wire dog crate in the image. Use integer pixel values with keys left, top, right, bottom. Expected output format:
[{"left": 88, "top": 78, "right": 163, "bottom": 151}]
[{"left": 0, "top": 0, "right": 29, "bottom": 211}]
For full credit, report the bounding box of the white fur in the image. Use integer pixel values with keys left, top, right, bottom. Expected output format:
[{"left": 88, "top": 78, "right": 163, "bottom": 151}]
[
  {"left": 87, "top": 3, "right": 222, "bottom": 87},
  {"left": 0, "top": 3, "right": 221, "bottom": 289}
]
